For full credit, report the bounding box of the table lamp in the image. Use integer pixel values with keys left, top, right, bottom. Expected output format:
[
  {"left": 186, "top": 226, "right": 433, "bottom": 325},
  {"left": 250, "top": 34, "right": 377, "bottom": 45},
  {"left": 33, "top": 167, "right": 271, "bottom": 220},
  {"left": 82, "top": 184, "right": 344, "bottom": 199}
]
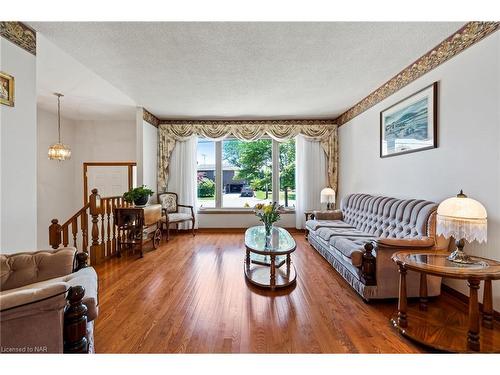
[
  {"left": 436, "top": 190, "right": 487, "bottom": 264},
  {"left": 320, "top": 187, "right": 336, "bottom": 210}
]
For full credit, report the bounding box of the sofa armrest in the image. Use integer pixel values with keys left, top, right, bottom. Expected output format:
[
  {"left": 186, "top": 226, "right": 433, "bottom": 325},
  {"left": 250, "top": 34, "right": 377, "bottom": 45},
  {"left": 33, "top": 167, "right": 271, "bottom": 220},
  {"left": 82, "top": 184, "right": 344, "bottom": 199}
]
[
  {"left": 0, "top": 284, "right": 89, "bottom": 353},
  {"left": 0, "top": 282, "right": 68, "bottom": 312},
  {"left": 376, "top": 237, "right": 435, "bottom": 249},
  {"left": 312, "top": 210, "right": 343, "bottom": 221}
]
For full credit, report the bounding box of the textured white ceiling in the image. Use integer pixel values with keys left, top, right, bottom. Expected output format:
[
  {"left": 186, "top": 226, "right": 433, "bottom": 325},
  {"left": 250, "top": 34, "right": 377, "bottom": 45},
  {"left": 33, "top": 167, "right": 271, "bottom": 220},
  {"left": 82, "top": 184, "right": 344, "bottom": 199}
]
[
  {"left": 31, "top": 22, "right": 464, "bottom": 120},
  {"left": 36, "top": 34, "right": 136, "bottom": 121}
]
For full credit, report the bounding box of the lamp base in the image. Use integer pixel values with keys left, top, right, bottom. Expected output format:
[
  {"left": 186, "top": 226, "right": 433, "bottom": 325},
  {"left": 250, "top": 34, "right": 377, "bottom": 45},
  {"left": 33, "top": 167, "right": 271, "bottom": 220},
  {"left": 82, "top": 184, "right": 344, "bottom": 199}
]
[
  {"left": 447, "top": 239, "right": 476, "bottom": 264},
  {"left": 448, "top": 249, "right": 475, "bottom": 264}
]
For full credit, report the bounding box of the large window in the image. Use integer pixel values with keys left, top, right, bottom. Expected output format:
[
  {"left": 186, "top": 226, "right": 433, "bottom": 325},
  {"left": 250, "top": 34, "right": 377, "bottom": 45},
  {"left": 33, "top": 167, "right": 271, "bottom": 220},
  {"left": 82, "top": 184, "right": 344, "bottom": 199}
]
[
  {"left": 196, "top": 139, "right": 216, "bottom": 208},
  {"left": 279, "top": 139, "right": 296, "bottom": 208},
  {"left": 196, "top": 137, "right": 296, "bottom": 209},
  {"left": 222, "top": 139, "right": 272, "bottom": 208}
]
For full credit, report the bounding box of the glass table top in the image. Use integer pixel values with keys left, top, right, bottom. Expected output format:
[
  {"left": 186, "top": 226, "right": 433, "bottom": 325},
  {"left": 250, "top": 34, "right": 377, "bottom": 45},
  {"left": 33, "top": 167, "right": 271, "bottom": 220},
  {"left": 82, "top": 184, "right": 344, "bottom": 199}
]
[
  {"left": 393, "top": 251, "right": 500, "bottom": 279},
  {"left": 245, "top": 226, "right": 296, "bottom": 254},
  {"left": 408, "top": 254, "right": 489, "bottom": 270}
]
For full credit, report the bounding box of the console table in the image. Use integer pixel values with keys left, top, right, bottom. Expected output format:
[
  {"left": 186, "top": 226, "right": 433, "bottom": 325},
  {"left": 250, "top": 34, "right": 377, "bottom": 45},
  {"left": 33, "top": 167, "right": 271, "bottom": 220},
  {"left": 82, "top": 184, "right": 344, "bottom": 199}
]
[
  {"left": 114, "top": 204, "right": 162, "bottom": 258},
  {"left": 391, "top": 251, "right": 500, "bottom": 353}
]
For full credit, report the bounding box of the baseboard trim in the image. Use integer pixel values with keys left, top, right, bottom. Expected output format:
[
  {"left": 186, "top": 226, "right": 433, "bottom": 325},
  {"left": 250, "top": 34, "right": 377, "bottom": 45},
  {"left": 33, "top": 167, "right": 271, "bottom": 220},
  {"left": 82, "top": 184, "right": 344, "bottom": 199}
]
[
  {"left": 196, "top": 228, "right": 304, "bottom": 234},
  {"left": 442, "top": 284, "right": 500, "bottom": 322}
]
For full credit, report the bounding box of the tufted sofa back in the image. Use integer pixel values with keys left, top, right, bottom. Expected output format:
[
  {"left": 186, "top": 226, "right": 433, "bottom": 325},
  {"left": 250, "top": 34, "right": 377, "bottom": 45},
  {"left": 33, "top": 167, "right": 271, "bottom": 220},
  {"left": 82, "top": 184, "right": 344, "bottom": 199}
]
[
  {"left": 0, "top": 247, "right": 76, "bottom": 291},
  {"left": 340, "top": 193, "right": 438, "bottom": 239}
]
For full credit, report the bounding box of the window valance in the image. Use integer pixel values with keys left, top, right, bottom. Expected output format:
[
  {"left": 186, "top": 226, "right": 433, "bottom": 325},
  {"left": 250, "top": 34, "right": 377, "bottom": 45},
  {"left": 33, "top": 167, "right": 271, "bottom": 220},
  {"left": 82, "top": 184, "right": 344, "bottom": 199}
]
[{"left": 158, "top": 120, "right": 338, "bottom": 194}]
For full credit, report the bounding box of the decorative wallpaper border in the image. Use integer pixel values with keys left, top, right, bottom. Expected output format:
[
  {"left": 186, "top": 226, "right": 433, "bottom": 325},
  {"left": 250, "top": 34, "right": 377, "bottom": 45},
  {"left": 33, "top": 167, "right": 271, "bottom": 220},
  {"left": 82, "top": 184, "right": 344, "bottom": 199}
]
[
  {"left": 143, "top": 108, "right": 160, "bottom": 127},
  {"left": 159, "top": 119, "right": 336, "bottom": 126},
  {"left": 335, "top": 21, "right": 500, "bottom": 126},
  {"left": 0, "top": 21, "right": 36, "bottom": 55}
]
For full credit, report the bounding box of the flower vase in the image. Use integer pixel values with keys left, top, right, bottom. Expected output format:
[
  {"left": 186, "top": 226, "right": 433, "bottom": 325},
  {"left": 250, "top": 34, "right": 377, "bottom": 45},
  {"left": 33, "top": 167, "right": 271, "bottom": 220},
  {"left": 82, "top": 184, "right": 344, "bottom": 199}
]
[{"left": 264, "top": 223, "right": 273, "bottom": 247}]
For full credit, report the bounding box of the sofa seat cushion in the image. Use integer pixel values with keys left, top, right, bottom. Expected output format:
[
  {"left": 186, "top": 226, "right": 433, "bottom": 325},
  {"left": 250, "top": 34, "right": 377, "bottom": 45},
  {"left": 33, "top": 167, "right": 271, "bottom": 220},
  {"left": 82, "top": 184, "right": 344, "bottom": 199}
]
[
  {"left": 4, "top": 267, "right": 99, "bottom": 321},
  {"left": 162, "top": 213, "right": 192, "bottom": 222},
  {"left": 0, "top": 282, "right": 68, "bottom": 311},
  {"left": 330, "top": 237, "right": 377, "bottom": 267},
  {"left": 316, "top": 226, "right": 375, "bottom": 242},
  {"left": 306, "top": 220, "right": 354, "bottom": 231}
]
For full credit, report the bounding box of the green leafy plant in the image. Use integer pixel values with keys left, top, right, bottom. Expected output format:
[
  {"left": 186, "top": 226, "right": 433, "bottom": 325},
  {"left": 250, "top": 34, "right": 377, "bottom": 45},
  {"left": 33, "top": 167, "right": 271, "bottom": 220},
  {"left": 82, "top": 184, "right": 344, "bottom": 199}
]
[
  {"left": 198, "top": 177, "right": 215, "bottom": 197},
  {"left": 123, "top": 185, "right": 154, "bottom": 204}
]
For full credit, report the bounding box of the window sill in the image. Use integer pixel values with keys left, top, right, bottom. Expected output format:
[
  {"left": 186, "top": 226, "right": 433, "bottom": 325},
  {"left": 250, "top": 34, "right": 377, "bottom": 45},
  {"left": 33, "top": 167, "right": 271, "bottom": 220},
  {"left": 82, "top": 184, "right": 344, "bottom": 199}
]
[{"left": 197, "top": 208, "right": 296, "bottom": 215}]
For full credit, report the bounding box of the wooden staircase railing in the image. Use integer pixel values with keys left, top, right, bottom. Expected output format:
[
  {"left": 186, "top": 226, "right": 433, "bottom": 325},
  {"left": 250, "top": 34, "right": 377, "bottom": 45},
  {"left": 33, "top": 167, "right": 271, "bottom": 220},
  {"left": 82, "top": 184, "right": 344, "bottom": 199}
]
[{"left": 49, "top": 188, "right": 131, "bottom": 265}]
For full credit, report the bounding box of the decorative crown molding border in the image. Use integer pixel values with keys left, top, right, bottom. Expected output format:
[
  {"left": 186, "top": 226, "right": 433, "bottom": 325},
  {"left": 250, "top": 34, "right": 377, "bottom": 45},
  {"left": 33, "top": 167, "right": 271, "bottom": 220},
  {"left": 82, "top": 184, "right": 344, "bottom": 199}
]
[
  {"left": 335, "top": 21, "right": 500, "bottom": 126},
  {"left": 143, "top": 108, "right": 160, "bottom": 127},
  {"left": 0, "top": 21, "right": 36, "bottom": 56},
  {"left": 159, "top": 119, "right": 336, "bottom": 126}
]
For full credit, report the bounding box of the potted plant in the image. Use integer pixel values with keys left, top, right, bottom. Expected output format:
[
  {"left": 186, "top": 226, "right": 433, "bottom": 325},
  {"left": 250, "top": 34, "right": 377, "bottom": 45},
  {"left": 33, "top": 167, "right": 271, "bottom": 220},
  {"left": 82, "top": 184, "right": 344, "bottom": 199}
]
[{"left": 123, "top": 185, "right": 154, "bottom": 206}]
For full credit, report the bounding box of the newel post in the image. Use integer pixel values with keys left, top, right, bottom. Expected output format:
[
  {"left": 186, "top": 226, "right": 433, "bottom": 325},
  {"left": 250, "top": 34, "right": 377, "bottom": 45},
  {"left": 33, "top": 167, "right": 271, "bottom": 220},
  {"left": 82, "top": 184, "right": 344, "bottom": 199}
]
[
  {"left": 49, "top": 219, "right": 62, "bottom": 249},
  {"left": 89, "top": 189, "right": 101, "bottom": 265},
  {"left": 63, "top": 286, "right": 89, "bottom": 353}
]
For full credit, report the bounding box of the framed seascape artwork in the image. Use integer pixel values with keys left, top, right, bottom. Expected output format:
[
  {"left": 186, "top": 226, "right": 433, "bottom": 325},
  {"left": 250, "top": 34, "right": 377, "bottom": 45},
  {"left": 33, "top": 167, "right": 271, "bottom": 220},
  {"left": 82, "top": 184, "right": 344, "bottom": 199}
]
[
  {"left": 380, "top": 82, "right": 437, "bottom": 158},
  {"left": 0, "top": 71, "right": 15, "bottom": 107}
]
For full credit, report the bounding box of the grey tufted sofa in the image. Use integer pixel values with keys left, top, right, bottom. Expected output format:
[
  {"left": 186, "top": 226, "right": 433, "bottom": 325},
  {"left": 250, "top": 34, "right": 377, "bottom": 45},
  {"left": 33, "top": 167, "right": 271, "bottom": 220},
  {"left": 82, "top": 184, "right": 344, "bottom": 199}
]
[{"left": 306, "top": 193, "right": 450, "bottom": 301}]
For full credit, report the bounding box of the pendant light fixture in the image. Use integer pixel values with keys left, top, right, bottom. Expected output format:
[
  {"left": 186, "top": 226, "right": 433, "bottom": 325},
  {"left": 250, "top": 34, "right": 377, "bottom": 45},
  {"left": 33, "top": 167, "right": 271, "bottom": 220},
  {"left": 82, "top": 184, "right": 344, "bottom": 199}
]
[{"left": 48, "top": 93, "right": 71, "bottom": 161}]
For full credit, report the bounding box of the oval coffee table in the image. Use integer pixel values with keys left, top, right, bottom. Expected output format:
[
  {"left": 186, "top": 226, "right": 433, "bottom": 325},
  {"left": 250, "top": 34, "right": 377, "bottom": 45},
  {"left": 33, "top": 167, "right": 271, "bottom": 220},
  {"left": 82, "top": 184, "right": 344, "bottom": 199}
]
[{"left": 244, "top": 226, "right": 297, "bottom": 290}]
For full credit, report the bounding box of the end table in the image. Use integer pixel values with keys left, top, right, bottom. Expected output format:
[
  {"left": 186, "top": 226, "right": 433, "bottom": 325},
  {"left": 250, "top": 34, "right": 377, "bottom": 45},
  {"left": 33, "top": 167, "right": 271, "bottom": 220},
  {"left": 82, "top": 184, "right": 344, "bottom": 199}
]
[{"left": 391, "top": 251, "right": 500, "bottom": 353}]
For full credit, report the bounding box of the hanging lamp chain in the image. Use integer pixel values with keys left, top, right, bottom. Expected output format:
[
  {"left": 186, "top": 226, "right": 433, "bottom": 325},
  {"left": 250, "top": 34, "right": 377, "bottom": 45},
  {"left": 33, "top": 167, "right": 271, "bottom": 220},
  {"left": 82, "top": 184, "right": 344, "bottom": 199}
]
[{"left": 55, "top": 93, "right": 64, "bottom": 143}]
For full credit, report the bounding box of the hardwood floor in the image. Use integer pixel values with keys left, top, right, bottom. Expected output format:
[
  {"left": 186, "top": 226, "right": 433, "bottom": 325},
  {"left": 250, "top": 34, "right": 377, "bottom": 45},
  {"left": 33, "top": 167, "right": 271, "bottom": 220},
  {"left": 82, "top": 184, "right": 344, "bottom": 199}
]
[{"left": 93, "top": 231, "right": 494, "bottom": 353}]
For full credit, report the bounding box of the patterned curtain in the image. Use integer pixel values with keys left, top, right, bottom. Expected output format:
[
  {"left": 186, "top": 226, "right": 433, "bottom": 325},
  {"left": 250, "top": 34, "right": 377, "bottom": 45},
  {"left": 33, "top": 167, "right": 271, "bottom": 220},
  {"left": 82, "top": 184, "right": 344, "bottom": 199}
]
[{"left": 158, "top": 120, "right": 338, "bottom": 193}]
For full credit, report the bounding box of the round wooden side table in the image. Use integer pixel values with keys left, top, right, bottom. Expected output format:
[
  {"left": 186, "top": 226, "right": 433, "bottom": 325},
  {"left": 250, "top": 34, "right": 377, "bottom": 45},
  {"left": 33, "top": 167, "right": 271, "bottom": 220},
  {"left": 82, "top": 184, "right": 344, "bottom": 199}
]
[{"left": 391, "top": 251, "right": 500, "bottom": 353}]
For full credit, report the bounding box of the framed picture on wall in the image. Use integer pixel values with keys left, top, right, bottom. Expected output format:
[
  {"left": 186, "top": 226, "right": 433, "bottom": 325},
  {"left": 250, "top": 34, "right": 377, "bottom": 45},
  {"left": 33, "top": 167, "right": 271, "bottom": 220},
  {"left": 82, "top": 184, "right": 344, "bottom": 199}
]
[
  {"left": 380, "top": 82, "right": 437, "bottom": 158},
  {"left": 0, "top": 71, "right": 15, "bottom": 107}
]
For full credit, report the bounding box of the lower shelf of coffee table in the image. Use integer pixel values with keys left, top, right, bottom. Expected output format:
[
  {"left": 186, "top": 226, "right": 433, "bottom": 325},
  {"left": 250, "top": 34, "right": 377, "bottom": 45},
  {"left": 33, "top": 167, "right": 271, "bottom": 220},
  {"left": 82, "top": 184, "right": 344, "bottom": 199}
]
[
  {"left": 244, "top": 260, "right": 296, "bottom": 289},
  {"left": 391, "top": 303, "right": 500, "bottom": 353}
]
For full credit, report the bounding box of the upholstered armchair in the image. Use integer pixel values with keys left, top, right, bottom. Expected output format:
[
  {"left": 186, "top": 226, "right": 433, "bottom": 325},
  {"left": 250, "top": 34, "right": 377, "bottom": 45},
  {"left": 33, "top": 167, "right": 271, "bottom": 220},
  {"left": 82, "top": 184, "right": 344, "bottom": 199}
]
[
  {"left": 158, "top": 192, "right": 195, "bottom": 240},
  {"left": 0, "top": 248, "right": 98, "bottom": 353}
]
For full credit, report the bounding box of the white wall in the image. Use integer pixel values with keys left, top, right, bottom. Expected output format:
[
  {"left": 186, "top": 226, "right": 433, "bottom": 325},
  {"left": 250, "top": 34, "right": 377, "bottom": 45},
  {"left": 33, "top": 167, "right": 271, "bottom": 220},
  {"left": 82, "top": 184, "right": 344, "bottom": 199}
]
[
  {"left": 135, "top": 108, "right": 144, "bottom": 187},
  {"left": 0, "top": 37, "right": 37, "bottom": 253},
  {"left": 338, "top": 33, "right": 500, "bottom": 309},
  {"left": 37, "top": 108, "right": 78, "bottom": 248},
  {"left": 36, "top": 114, "right": 136, "bottom": 247},
  {"left": 72, "top": 119, "right": 136, "bottom": 206},
  {"left": 142, "top": 120, "right": 158, "bottom": 195}
]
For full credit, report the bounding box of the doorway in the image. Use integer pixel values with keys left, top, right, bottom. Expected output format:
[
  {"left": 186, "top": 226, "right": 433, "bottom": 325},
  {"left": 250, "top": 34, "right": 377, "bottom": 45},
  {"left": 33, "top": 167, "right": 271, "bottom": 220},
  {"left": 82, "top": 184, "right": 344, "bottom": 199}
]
[{"left": 83, "top": 162, "right": 136, "bottom": 204}]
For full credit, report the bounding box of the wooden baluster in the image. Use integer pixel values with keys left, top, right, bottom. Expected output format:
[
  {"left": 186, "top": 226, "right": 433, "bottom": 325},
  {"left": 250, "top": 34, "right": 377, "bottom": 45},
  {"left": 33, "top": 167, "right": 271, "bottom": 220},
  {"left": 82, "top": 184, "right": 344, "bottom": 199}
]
[
  {"left": 81, "top": 210, "right": 88, "bottom": 254},
  {"left": 71, "top": 218, "right": 78, "bottom": 248},
  {"left": 89, "top": 189, "right": 102, "bottom": 265},
  {"left": 106, "top": 199, "right": 112, "bottom": 258},
  {"left": 61, "top": 225, "right": 69, "bottom": 247},
  {"left": 49, "top": 219, "right": 62, "bottom": 249},
  {"left": 112, "top": 198, "right": 117, "bottom": 256},
  {"left": 100, "top": 200, "right": 106, "bottom": 258}
]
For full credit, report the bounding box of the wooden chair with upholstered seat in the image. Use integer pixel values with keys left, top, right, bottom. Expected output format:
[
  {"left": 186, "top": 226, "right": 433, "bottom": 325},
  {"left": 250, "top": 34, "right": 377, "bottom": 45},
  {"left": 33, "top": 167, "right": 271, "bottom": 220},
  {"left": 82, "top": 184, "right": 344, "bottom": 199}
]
[{"left": 158, "top": 192, "right": 195, "bottom": 241}]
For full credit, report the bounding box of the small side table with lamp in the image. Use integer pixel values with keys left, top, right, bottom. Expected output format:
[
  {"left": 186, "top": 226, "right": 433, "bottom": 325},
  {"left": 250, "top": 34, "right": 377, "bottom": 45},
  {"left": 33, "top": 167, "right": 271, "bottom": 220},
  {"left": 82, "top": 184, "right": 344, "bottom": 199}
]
[
  {"left": 391, "top": 191, "right": 500, "bottom": 352},
  {"left": 304, "top": 188, "right": 336, "bottom": 239},
  {"left": 320, "top": 187, "right": 336, "bottom": 210}
]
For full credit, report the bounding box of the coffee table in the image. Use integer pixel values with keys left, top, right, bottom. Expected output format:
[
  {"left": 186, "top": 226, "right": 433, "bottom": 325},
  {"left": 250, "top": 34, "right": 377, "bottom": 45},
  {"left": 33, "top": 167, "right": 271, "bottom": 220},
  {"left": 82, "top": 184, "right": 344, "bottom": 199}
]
[{"left": 244, "top": 226, "right": 297, "bottom": 290}]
